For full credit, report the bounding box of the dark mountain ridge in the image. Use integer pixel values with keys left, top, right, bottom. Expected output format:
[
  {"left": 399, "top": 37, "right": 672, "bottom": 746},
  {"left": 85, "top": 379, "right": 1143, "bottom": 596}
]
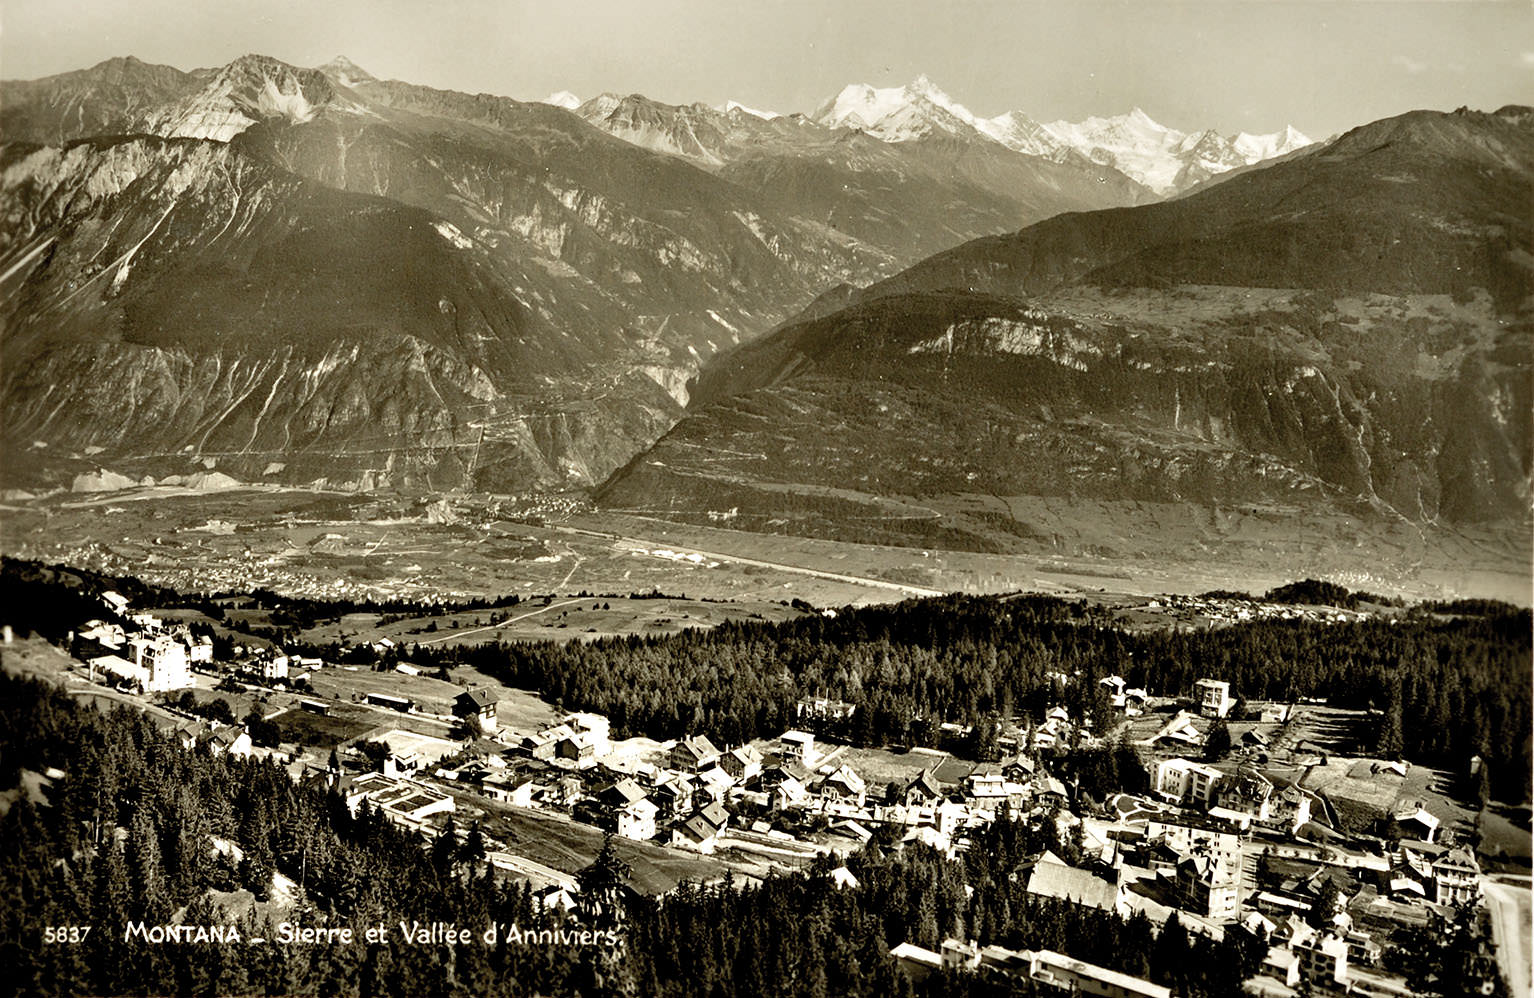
[
  {"left": 858, "top": 105, "right": 1534, "bottom": 310},
  {"left": 599, "top": 107, "right": 1532, "bottom": 585}
]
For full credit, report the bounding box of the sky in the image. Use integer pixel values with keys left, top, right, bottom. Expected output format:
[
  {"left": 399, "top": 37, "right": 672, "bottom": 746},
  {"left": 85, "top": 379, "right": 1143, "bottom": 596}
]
[{"left": 2, "top": 0, "right": 1530, "bottom": 138}]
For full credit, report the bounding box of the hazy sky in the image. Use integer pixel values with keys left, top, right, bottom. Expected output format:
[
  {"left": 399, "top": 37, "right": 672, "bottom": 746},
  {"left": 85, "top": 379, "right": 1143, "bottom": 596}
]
[{"left": 2, "top": 0, "right": 1530, "bottom": 137}]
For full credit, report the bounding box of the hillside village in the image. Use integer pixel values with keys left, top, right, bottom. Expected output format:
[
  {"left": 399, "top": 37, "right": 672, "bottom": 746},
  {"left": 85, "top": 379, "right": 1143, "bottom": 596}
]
[{"left": 21, "top": 579, "right": 1521, "bottom": 998}]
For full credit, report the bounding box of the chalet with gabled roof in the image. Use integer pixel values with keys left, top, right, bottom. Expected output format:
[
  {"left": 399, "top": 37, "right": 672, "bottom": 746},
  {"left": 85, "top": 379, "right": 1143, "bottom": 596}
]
[
  {"left": 669, "top": 734, "right": 721, "bottom": 773},
  {"left": 453, "top": 688, "right": 500, "bottom": 733},
  {"left": 904, "top": 768, "right": 945, "bottom": 806},
  {"left": 721, "top": 744, "right": 763, "bottom": 782}
]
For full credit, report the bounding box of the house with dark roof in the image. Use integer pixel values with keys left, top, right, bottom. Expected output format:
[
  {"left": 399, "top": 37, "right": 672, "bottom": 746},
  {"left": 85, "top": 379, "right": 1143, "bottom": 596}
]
[
  {"left": 758, "top": 760, "right": 811, "bottom": 789},
  {"left": 208, "top": 725, "right": 253, "bottom": 758},
  {"left": 1176, "top": 850, "right": 1242, "bottom": 922},
  {"left": 721, "top": 744, "right": 763, "bottom": 782},
  {"left": 904, "top": 768, "right": 945, "bottom": 807},
  {"left": 650, "top": 775, "right": 693, "bottom": 820},
  {"left": 672, "top": 812, "right": 724, "bottom": 853},
  {"left": 698, "top": 800, "right": 729, "bottom": 830},
  {"left": 556, "top": 729, "right": 599, "bottom": 767},
  {"left": 452, "top": 688, "right": 500, "bottom": 733},
  {"left": 598, "top": 778, "right": 648, "bottom": 809},
  {"left": 1023, "top": 852, "right": 1123, "bottom": 915},
  {"left": 818, "top": 764, "right": 867, "bottom": 805}
]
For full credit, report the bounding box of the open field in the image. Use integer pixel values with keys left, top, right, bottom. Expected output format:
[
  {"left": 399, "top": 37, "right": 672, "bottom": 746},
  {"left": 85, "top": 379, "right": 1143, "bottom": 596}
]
[
  {"left": 267, "top": 707, "right": 376, "bottom": 748},
  {"left": 296, "top": 594, "right": 808, "bottom": 651},
  {"left": 0, "top": 636, "right": 84, "bottom": 684},
  {"left": 831, "top": 745, "right": 970, "bottom": 789},
  {"left": 446, "top": 789, "right": 727, "bottom": 896}
]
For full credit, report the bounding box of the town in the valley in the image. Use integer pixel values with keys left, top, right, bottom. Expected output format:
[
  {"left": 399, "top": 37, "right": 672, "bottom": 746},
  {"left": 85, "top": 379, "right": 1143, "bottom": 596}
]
[{"left": 5, "top": 567, "right": 1525, "bottom": 998}]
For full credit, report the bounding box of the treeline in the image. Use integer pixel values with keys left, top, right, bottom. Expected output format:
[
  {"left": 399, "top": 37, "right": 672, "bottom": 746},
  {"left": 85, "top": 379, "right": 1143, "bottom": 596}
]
[
  {"left": 4, "top": 556, "right": 1528, "bottom": 798},
  {"left": 0, "top": 674, "right": 620, "bottom": 997},
  {"left": 1203, "top": 578, "right": 1405, "bottom": 608},
  {"left": 403, "top": 595, "right": 1530, "bottom": 801}
]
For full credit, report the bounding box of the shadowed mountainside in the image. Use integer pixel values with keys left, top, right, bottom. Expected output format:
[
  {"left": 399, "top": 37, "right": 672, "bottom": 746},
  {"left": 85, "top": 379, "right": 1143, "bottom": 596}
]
[{"left": 599, "top": 107, "right": 1533, "bottom": 583}]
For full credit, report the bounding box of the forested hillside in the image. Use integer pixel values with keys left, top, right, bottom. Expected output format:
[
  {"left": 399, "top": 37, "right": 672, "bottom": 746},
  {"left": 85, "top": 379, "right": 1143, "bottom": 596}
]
[
  {"left": 397, "top": 596, "right": 1531, "bottom": 802},
  {"left": 4, "top": 555, "right": 1526, "bottom": 802}
]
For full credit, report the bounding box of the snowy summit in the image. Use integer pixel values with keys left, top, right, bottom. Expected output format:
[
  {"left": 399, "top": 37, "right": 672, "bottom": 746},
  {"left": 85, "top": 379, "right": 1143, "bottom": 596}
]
[{"left": 811, "top": 75, "right": 1312, "bottom": 195}]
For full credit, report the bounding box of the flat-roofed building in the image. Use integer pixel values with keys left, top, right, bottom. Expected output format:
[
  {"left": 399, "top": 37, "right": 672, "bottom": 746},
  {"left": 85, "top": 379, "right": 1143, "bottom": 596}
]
[
  {"left": 780, "top": 730, "right": 817, "bottom": 767},
  {"left": 1155, "top": 757, "right": 1225, "bottom": 809},
  {"left": 127, "top": 636, "right": 192, "bottom": 691},
  {"left": 1195, "top": 679, "right": 1232, "bottom": 719}
]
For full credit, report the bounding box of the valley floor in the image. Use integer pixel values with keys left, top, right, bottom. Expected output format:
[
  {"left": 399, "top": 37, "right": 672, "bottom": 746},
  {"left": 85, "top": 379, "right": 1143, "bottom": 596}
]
[{"left": 3, "top": 487, "right": 1528, "bottom": 607}]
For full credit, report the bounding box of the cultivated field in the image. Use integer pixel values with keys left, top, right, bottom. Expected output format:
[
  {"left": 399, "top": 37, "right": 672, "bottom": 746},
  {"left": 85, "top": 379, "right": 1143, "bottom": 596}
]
[
  {"left": 297, "top": 594, "right": 807, "bottom": 650},
  {"left": 446, "top": 790, "right": 728, "bottom": 896}
]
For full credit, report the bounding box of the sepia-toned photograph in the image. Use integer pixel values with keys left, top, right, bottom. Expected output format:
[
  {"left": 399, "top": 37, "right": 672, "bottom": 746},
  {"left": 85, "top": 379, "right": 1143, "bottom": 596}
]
[{"left": 0, "top": 1, "right": 1529, "bottom": 995}]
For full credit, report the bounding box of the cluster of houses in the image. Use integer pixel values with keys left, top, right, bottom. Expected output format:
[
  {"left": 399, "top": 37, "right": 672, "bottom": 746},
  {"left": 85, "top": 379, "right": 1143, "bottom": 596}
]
[
  {"left": 893, "top": 937, "right": 1173, "bottom": 998},
  {"left": 70, "top": 590, "right": 332, "bottom": 695},
  {"left": 1146, "top": 594, "right": 1373, "bottom": 626},
  {"left": 54, "top": 586, "right": 1499, "bottom": 998},
  {"left": 1059, "top": 675, "right": 1494, "bottom": 996},
  {"left": 71, "top": 592, "right": 211, "bottom": 693},
  {"left": 340, "top": 670, "right": 1487, "bottom": 993}
]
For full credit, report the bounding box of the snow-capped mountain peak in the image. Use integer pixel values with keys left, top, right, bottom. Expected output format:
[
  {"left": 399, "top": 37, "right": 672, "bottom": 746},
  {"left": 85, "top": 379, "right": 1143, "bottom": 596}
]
[
  {"left": 317, "top": 55, "right": 374, "bottom": 88},
  {"left": 812, "top": 76, "right": 983, "bottom": 141},
  {"left": 1232, "top": 125, "right": 1312, "bottom": 162},
  {"left": 539, "top": 90, "right": 582, "bottom": 110},
  {"left": 719, "top": 99, "right": 780, "bottom": 120}
]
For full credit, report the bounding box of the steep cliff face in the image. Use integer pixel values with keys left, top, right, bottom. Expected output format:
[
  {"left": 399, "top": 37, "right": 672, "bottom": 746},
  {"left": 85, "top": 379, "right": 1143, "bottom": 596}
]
[
  {"left": 0, "top": 137, "right": 678, "bottom": 490},
  {"left": 0, "top": 56, "right": 920, "bottom": 491},
  {"left": 601, "top": 287, "right": 1531, "bottom": 560}
]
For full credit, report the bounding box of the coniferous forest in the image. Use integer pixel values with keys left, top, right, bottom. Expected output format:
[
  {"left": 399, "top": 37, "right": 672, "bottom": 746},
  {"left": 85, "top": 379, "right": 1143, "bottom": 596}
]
[
  {"left": 4, "top": 558, "right": 1529, "bottom": 800},
  {"left": 396, "top": 596, "right": 1531, "bottom": 802}
]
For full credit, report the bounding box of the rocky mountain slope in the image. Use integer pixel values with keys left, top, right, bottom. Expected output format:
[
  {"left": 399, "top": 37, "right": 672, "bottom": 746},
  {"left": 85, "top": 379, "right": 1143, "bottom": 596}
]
[
  {"left": 599, "top": 107, "right": 1533, "bottom": 581},
  {"left": 0, "top": 135, "right": 677, "bottom": 490},
  {"left": 0, "top": 56, "right": 198, "bottom": 145},
  {"left": 5, "top": 55, "right": 1037, "bottom": 492},
  {"left": 573, "top": 90, "right": 1155, "bottom": 264}
]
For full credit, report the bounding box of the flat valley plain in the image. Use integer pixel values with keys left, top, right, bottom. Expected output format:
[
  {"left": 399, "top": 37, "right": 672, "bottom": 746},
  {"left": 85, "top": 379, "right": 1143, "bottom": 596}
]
[{"left": 1, "top": 481, "right": 1527, "bottom": 608}]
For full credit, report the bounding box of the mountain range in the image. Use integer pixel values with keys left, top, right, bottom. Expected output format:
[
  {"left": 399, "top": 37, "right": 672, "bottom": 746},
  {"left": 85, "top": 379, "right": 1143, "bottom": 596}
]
[
  {"left": 557, "top": 75, "right": 1312, "bottom": 197},
  {"left": 807, "top": 76, "right": 1312, "bottom": 195},
  {"left": 2, "top": 55, "right": 1307, "bottom": 493},
  {"left": 599, "top": 105, "right": 1533, "bottom": 582},
  {"left": 7, "top": 55, "right": 1275, "bottom": 493},
  {"left": 2, "top": 54, "right": 1528, "bottom": 593}
]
